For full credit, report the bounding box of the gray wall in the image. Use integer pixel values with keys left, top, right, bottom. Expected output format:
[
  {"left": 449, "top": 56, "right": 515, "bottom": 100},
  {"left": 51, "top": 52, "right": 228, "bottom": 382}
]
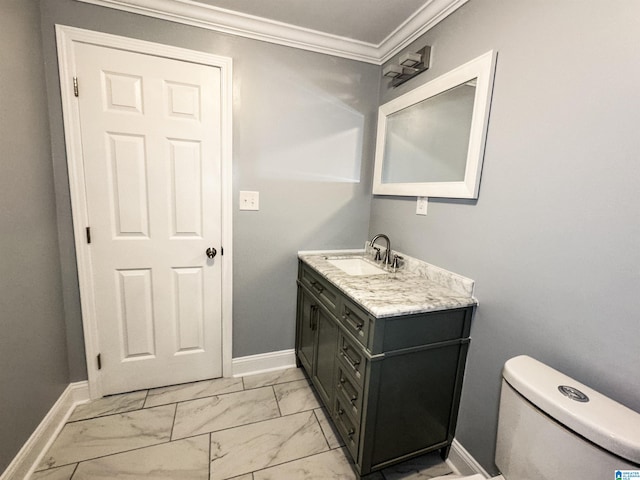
[
  {"left": 7, "top": 1, "right": 637, "bottom": 475},
  {"left": 372, "top": 0, "right": 640, "bottom": 473},
  {"left": 0, "top": 0, "right": 70, "bottom": 472},
  {"left": 38, "top": 0, "right": 379, "bottom": 372}
]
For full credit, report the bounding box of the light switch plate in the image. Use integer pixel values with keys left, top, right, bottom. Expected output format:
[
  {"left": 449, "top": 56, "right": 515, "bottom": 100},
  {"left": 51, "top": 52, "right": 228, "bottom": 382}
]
[
  {"left": 239, "top": 191, "right": 259, "bottom": 211},
  {"left": 416, "top": 196, "right": 428, "bottom": 215}
]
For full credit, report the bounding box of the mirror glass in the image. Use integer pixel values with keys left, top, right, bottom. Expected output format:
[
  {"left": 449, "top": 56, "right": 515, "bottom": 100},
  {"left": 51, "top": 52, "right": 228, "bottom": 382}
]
[
  {"left": 382, "top": 81, "right": 476, "bottom": 184},
  {"left": 373, "top": 51, "right": 496, "bottom": 198}
]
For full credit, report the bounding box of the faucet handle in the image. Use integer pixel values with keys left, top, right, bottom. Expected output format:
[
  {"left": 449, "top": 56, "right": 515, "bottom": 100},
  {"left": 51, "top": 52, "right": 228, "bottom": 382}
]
[
  {"left": 391, "top": 254, "right": 404, "bottom": 269},
  {"left": 373, "top": 246, "right": 381, "bottom": 261}
]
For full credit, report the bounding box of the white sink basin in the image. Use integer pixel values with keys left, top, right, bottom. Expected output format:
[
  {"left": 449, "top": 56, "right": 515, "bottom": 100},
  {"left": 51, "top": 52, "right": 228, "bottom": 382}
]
[{"left": 326, "top": 257, "right": 387, "bottom": 276}]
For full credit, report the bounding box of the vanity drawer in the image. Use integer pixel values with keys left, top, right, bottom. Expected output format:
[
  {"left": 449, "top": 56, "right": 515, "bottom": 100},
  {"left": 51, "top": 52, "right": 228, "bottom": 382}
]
[
  {"left": 299, "top": 263, "right": 339, "bottom": 314},
  {"left": 337, "top": 332, "right": 367, "bottom": 387},
  {"left": 339, "top": 297, "right": 372, "bottom": 349},
  {"left": 336, "top": 363, "right": 363, "bottom": 421},
  {"left": 334, "top": 395, "right": 360, "bottom": 459}
]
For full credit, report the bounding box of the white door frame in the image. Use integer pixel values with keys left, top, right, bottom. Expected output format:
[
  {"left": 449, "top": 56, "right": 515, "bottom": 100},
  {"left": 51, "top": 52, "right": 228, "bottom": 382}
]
[{"left": 56, "top": 25, "right": 233, "bottom": 399}]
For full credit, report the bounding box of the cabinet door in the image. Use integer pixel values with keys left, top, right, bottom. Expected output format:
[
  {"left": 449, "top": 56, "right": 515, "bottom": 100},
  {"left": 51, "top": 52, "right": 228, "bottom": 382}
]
[
  {"left": 313, "top": 305, "right": 339, "bottom": 406},
  {"left": 297, "top": 287, "right": 317, "bottom": 373}
]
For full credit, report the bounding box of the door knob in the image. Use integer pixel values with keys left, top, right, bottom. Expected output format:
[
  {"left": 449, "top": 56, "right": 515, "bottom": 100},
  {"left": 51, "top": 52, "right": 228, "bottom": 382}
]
[{"left": 206, "top": 247, "right": 217, "bottom": 259}]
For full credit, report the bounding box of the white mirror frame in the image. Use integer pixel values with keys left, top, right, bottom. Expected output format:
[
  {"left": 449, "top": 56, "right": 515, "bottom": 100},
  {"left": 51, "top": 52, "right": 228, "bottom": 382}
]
[{"left": 373, "top": 50, "right": 497, "bottom": 198}]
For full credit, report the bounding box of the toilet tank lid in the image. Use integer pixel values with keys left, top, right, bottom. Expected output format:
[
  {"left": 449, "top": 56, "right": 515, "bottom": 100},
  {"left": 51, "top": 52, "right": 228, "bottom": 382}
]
[{"left": 503, "top": 355, "right": 640, "bottom": 464}]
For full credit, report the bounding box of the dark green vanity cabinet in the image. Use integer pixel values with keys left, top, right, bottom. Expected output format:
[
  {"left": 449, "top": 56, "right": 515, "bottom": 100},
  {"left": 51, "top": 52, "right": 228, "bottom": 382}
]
[{"left": 295, "top": 259, "right": 473, "bottom": 477}]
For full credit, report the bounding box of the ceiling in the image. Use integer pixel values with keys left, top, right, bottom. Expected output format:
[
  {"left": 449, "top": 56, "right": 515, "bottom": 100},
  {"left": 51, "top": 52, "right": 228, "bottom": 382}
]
[
  {"left": 194, "top": 0, "right": 430, "bottom": 45},
  {"left": 77, "top": 0, "right": 468, "bottom": 64}
]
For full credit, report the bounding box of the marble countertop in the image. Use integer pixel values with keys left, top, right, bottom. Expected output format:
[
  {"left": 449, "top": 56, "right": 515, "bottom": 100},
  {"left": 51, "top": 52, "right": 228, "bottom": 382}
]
[{"left": 298, "top": 247, "right": 477, "bottom": 318}]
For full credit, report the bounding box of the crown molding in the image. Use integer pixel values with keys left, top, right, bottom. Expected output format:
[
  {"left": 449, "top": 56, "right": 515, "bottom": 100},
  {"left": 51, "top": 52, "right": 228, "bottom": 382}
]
[
  {"left": 378, "top": 0, "right": 469, "bottom": 63},
  {"left": 75, "top": 0, "right": 467, "bottom": 65}
]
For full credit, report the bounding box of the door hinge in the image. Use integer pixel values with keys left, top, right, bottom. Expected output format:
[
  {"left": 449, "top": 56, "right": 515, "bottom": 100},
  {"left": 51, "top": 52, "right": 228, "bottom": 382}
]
[
  {"left": 86, "top": 226, "right": 91, "bottom": 244},
  {"left": 73, "top": 76, "right": 79, "bottom": 97},
  {"left": 97, "top": 353, "right": 102, "bottom": 370}
]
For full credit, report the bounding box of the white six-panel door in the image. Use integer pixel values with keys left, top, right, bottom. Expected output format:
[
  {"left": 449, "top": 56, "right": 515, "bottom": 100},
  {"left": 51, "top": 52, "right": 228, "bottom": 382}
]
[{"left": 72, "top": 40, "right": 224, "bottom": 395}]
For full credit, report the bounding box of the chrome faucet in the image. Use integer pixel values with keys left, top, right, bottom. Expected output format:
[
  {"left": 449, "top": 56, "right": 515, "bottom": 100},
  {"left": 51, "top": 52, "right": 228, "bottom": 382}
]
[{"left": 369, "top": 233, "right": 392, "bottom": 266}]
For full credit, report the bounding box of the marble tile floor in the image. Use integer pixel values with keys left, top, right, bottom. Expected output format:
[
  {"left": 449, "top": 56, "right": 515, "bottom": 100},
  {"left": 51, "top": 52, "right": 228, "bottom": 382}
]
[{"left": 32, "top": 368, "right": 462, "bottom": 480}]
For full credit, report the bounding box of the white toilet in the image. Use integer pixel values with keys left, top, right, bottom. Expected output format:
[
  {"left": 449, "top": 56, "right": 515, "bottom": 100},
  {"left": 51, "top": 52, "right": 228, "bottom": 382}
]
[{"left": 457, "top": 355, "right": 640, "bottom": 479}]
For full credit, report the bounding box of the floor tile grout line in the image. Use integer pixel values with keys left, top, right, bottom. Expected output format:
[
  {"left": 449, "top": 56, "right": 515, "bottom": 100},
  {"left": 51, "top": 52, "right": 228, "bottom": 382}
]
[
  {"left": 169, "top": 402, "right": 178, "bottom": 441},
  {"left": 34, "top": 438, "right": 174, "bottom": 473},
  {"left": 242, "top": 376, "right": 312, "bottom": 391},
  {"left": 315, "top": 406, "right": 345, "bottom": 450},
  {"left": 71, "top": 373, "right": 301, "bottom": 421},
  {"left": 39, "top": 428, "right": 216, "bottom": 473},
  {"left": 70, "top": 462, "right": 79, "bottom": 479},
  {"left": 144, "top": 378, "right": 245, "bottom": 406},
  {"left": 272, "top": 385, "right": 283, "bottom": 417},
  {"left": 208, "top": 432, "right": 212, "bottom": 480},
  {"left": 69, "top": 371, "right": 303, "bottom": 418},
  {"left": 41, "top": 430, "right": 228, "bottom": 474},
  {"left": 215, "top": 435, "right": 332, "bottom": 480},
  {"left": 141, "top": 386, "right": 245, "bottom": 410},
  {"left": 312, "top": 409, "right": 332, "bottom": 451},
  {"left": 142, "top": 388, "right": 150, "bottom": 408},
  {"left": 248, "top": 447, "right": 351, "bottom": 478},
  {"left": 64, "top": 400, "right": 162, "bottom": 424},
  {"left": 39, "top": 430, "right": 245, "bottom": 480},
  {"left": 177, "top": 407, "right": 322, "bottom": 445},
  {"left": 166, "top": 384, "right": 273, "bottom": 408},
  {"left": 173, "top": 413, "right": 279, "bottom": 442}
]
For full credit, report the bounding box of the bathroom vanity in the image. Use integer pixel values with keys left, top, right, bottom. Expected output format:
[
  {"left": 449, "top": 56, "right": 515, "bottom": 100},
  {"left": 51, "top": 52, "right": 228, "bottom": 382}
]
[{"left": 295, "top": 247, "right": 477, "bottom": 476}]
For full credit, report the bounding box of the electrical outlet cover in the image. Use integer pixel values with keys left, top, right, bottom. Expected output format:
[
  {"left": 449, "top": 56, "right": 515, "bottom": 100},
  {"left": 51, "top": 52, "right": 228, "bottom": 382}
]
[{"left": 416, "top": 196, "right": 428, "bottom": 215}]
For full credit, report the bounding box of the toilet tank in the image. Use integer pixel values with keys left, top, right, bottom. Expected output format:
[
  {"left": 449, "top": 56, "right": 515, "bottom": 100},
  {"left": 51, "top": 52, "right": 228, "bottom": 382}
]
[{"left": 495, "top": 355, "right": 640, "bottom": 480}]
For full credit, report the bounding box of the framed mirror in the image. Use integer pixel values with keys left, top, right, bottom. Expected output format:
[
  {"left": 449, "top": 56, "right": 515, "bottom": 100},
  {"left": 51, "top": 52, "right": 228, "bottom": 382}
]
[{"left": 373, "top": 50, "right": 496, "bottom": 198}]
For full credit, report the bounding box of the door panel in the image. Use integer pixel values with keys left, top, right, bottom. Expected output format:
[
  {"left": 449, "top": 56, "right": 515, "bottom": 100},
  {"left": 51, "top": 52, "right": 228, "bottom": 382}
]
[
  {"left": 169, "top": 139, "right": 203, "bottom": 237},
  {"left": 108, "top": 133, "right": 149, "bottom": 237},
  {"left": 117, "top": 269, "right": 155, "bottom": 358},
  {"left": 313, "top": 305, "right": 338, "bottom": 406},
  {"left": 298, "top": 288, "right": 316, "bottom": 373},
  {"left": 173, "top": 267, "right": 205, "bottom": 352},
  {"left": 75, "top": 42, "right": 223, "bottom": 394}
]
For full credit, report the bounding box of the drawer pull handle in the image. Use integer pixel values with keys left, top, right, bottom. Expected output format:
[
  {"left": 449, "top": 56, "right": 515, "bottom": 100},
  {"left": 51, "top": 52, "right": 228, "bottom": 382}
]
[
  {"left": 338, "top": 377, "right": 359, "bottom": 405},
  {"left": 309, "top": 305, "right": 318, "bottom": 330},
  {"left": 341, "top": 347, "right": 361, "bottom": 369},
  {"left": 347, "top": 428, "right": 355, "bottom": 437},
  {"left": 310, "top": 280, "right": 324, "bottom": 293},
  {"left": 343, "top": 308, "right": 364, "bottom": 331},
  {"left": 338, "top": 408, "right": 344, "bottom": 415}
]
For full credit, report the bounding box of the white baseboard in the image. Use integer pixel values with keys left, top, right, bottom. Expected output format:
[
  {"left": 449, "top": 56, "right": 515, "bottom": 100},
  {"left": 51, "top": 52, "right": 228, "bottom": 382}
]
[
  {"left": 446, "top": 438, "right": 491, "bottom": 478},
  {"left": 1, "top": 381, "right": 89, "bottom": 480},
  {"left": 231, "top": 349, "right": 297, "bottom": 377}
]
